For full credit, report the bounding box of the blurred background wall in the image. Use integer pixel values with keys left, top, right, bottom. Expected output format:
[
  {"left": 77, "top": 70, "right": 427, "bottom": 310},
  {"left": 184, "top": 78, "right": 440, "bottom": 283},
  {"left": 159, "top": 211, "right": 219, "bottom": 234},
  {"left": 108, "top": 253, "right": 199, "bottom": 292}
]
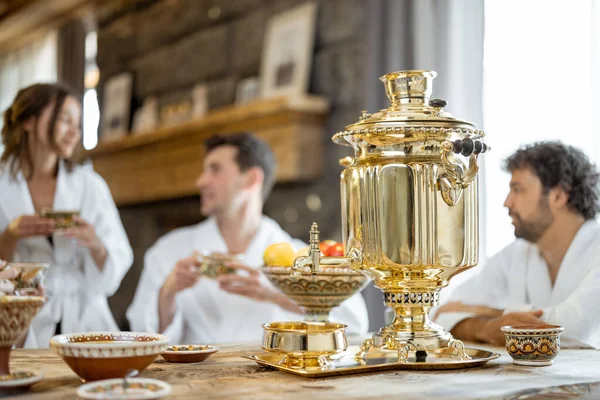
[{"left": 94, "top": 0, "right": 371, "bottom": 329}]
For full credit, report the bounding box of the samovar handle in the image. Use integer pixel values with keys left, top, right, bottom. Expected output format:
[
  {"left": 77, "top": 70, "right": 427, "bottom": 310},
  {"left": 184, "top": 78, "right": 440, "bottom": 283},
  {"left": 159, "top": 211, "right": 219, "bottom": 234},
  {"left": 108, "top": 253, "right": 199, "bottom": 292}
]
[{"left": 438, "top": 139, "right": 490, "bottom": 206}]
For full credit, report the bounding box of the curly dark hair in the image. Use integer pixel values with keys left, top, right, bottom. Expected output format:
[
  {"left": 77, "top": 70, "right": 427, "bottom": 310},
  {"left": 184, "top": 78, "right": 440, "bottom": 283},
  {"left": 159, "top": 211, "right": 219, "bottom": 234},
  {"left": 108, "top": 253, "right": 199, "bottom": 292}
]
[
  {"left": 504, "top": 141, "right": 600, "bottom": 219},
  {"left": 205, "top": 132, "right": 276, "bottom": 201}
]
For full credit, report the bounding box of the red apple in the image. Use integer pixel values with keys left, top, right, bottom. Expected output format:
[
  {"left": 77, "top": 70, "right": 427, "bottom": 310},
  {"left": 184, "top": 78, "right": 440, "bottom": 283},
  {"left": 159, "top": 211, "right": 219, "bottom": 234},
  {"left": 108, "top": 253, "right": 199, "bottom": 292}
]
[
  {"left": 325, "top": 242, "right": 344, "bottom": 257},
  {"left": 319, "top": 240, "right": 337, "bottom": 255}
]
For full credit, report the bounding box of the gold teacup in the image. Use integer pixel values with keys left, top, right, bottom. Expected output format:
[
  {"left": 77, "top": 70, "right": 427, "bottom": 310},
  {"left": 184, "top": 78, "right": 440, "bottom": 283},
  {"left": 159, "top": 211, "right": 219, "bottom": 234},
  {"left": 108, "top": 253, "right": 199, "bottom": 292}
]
[
  {"left": 501, "top": 324, "right": 564, "bottom": 366},
  {"left": 39, "top": 208, "right": 79, "bottom": 230},
  {"left": 195, "top": 252, "right": 242, "bottom": 279},
  {"left": 262, "top": 321, "right": 348, "bottom": 369}
]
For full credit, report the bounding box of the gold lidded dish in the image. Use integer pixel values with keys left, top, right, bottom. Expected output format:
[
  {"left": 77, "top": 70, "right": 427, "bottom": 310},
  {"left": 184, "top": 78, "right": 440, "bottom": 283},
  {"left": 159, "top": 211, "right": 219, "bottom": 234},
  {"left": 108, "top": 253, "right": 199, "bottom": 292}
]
[
  {"left": 501, "top": 324, "right": 564, "bottom": 366},
  {"left": 261, "top": 321, "right": 348, "bottom": 369},
  {"left": 161, "top": 344, "right": 219, "bottom": 363}
]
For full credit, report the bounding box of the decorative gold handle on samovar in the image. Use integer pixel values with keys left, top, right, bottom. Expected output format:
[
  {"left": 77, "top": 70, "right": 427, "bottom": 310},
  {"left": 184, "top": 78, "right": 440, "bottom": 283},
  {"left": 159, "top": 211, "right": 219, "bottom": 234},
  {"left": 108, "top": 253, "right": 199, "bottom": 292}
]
[{"left": 438, "top": 137, "right": 491, "bottom": 206}]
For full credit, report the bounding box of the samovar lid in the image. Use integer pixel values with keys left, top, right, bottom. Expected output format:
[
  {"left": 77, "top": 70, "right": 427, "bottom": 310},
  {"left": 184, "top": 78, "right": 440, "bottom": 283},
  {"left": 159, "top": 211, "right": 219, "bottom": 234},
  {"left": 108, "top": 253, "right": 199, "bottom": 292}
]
[{"left": 334, "top": 70, "right": 484, "bottom": 146}]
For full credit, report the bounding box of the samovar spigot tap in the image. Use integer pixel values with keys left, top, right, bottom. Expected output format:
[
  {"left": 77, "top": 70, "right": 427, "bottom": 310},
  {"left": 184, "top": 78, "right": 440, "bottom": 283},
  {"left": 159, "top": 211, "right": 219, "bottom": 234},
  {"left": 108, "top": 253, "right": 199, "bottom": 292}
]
[
  {"left": 291, "top": 222, "right": 321, "bottom": 277},
  {"left": 291, "top": 222, "right": 359, "bottom": 278}
]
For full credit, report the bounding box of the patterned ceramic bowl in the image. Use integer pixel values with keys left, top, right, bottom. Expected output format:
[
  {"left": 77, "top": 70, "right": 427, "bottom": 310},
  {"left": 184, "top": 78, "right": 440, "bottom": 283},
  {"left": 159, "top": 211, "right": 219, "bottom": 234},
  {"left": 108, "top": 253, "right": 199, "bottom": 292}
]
[
  {"left": 0, "top": 296, "right": 46, "bottom": 376},
  {"left": 76, "top": 377, "right": 171, "bottom": 399},
  {"left": 261, "top": 265, "right": 368, "bottom": 321},
  {"left": 501, "top": 324, "right": 564, "bottom": 366},
  {"left": 50, "top": 332, "right": 169, "bottom": 381}
]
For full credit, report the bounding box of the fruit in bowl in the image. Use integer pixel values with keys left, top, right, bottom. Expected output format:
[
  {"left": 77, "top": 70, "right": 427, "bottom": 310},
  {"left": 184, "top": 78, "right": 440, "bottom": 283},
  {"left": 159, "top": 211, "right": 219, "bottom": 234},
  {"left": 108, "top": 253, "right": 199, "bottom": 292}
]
[
  {"left": 263, "top": 240, "right": 345, "bottom": 267},
  {"left": 322, "top": 242, "right": 344, "bottom": 257},
  {"left": 318, "top": 240, "right": 337, "bottom": 255},
  {"left": 263, "top": 242, "right": 296, "bottom": 267}
]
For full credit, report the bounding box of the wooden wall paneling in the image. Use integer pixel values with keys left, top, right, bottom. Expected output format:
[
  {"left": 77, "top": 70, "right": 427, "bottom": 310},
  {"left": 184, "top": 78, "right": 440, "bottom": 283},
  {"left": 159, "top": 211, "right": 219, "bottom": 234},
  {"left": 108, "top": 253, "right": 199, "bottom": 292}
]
[{"left": 87, "top": 96, "right": 328, "bottom": 205}]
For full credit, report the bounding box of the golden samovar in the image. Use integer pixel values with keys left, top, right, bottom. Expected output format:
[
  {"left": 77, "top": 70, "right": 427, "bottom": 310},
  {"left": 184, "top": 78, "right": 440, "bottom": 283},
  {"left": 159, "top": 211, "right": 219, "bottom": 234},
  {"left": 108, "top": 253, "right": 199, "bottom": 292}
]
[{"left": 292, "top": 70, "right": 489, "bottom": 362}]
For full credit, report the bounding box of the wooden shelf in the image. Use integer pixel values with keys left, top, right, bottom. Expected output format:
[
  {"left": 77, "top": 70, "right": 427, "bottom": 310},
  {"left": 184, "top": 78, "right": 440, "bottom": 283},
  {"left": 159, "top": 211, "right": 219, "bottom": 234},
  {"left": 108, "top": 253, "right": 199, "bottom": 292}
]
[{"left": 85, "top": 95, "right": 329, "bottom": 206}]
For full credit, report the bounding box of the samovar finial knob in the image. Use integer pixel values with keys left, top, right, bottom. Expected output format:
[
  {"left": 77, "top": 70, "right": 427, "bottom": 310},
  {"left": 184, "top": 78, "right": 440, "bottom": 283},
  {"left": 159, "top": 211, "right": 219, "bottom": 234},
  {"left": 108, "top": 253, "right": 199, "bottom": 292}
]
[{"left": 379, "top": 70, "right": 437, "bottom": 106}]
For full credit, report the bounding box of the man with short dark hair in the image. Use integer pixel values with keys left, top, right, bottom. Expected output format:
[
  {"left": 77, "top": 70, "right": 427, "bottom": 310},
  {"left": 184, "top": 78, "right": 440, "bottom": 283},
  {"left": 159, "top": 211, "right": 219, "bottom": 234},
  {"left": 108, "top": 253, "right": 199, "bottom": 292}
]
[
  {"left": 435, "top": 141, "right": 600, "bottom": 348},
  {"left": 127, "top": 133, "right": 368, "bottom": 344}
]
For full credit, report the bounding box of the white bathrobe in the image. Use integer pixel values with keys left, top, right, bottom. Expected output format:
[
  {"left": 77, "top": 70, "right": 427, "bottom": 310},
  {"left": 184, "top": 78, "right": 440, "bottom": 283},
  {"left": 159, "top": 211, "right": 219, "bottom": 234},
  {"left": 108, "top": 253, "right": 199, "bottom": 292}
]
[
  {"left": 0, "top": 161, "right": 133, "bottom": 348},
  {"left": 126, "top": 216, "right": 369, "bottom": 344},
  {"left": 436, "top": 220, "right": 600, "bottom": 348}
]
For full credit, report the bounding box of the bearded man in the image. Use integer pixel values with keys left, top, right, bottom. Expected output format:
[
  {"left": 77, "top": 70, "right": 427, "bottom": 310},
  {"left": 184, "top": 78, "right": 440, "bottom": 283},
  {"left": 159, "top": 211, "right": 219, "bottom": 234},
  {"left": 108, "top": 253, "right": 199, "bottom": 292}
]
[{"left": 435, "top": 141, "right": 600, "bottom": 348}]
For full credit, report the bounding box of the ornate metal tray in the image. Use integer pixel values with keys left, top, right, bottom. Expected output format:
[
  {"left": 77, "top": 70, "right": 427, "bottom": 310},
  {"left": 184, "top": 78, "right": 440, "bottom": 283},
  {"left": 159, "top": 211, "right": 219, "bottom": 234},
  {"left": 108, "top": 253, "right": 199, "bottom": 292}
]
[{"left": 244, "top": 346, "right": 500, "bottom": 378}]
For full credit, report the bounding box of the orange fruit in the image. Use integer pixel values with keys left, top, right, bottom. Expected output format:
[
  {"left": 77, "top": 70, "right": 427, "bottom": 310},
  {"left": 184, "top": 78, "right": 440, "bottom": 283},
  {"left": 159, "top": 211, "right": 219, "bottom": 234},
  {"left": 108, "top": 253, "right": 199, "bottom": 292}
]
[{"left": 263, "top": 242, "right": 296, "bottom": 267}]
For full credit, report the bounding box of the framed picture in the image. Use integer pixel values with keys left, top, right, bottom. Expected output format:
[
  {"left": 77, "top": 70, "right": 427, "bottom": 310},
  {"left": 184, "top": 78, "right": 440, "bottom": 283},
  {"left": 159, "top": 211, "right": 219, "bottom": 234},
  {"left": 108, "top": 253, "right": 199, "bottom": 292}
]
[
  {"left": 259, "top": 2, "right": 317, "bottom": 99},
  {"left": 101, "top": 72, "right": 133, "bottom": 141},
  {"left": 235, "top": 77, "right": 260, "bottom": 105}
]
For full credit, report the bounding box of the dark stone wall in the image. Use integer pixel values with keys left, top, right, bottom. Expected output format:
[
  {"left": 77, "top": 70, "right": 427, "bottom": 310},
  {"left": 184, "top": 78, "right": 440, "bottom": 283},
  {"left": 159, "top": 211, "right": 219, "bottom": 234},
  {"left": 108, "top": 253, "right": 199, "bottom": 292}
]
[{"left": 97, "top": 0, "right": 373, "bottom": 329}]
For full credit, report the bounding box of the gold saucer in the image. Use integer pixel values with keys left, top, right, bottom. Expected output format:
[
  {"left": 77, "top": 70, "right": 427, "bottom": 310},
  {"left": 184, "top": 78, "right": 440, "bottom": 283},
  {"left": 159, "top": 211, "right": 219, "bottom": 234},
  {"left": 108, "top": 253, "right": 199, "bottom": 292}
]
[{"left": 244, "top": 346, "right": 500, "bottom": 377}]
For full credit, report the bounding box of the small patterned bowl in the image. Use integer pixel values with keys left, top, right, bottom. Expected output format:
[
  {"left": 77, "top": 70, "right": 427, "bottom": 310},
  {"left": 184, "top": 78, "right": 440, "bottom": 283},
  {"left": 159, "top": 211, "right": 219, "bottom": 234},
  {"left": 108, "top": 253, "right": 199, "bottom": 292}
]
[
  {"left": 161, "top": 344, "right": 219, "bottom": 363},
  {"left": 50, "top": 332, "right": 168, "bottom": 381},
  {"left": 501, "top": 324, "right": 564, "bottom": 366},
  {"left": 76, "top": 377, "right": 171, "bottom": 399}
]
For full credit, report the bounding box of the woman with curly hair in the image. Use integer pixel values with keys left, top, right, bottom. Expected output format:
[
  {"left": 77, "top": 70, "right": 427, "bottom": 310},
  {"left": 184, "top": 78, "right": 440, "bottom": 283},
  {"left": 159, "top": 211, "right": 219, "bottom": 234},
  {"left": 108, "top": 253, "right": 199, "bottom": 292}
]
[
  {"left": 435, "top": 141, "right": 600, "bottom": 348},
  {"left": 0, "top": 83, "right": 132, "bottom": 348}
]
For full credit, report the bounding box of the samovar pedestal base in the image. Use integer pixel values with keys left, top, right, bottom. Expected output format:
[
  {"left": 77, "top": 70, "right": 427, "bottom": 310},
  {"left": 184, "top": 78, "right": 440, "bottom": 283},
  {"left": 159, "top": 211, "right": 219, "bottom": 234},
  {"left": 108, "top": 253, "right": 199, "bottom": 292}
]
[
  {"left": 356, "top": 331, "right": 471, "bottom": 363},
  {"left": 355, "top": 290, "right": 472, "bottom": 362}
]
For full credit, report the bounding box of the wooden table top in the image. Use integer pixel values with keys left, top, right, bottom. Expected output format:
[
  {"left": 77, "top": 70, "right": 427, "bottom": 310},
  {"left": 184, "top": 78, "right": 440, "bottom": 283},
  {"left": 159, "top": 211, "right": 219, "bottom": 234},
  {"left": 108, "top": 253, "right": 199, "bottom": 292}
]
[{"left": 3, "top": 343, "right": 600, "bottom": 399}]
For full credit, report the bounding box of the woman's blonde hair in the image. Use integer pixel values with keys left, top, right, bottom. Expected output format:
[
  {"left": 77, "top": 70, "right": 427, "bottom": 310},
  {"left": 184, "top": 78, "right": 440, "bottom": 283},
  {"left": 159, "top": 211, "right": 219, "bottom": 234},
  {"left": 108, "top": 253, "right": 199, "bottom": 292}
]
[{"left": 1, "top": 83, "right": 80, "bottom": 179}]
